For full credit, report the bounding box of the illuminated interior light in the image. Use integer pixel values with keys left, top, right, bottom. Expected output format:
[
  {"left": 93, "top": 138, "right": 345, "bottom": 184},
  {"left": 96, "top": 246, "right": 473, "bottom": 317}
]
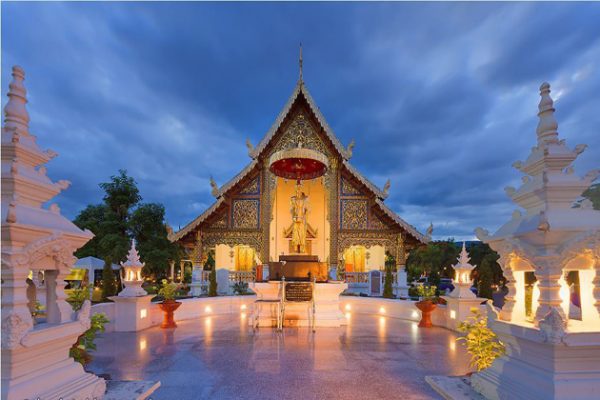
[{"left": 450, "top": 310, "right": 456, "bottom": 319}]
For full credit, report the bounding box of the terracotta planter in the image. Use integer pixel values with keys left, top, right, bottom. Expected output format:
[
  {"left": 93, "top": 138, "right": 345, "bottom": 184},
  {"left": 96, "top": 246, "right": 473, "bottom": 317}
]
[
  {"left": 159, "top": 300, "right": 182, "bottom": 329},
  {"left": 416, "top": 299, "right": 437, "bottom": 328}
]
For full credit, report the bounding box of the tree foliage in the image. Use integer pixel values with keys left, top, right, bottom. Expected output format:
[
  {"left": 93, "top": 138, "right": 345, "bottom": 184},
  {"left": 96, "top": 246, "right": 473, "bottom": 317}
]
[
  {"left": 101, "top": 258, "right": 118, "bottom": 300},
  {"left": 406, "top": 240, "right": 459, "bottom": 286},
  {"left": 407, "top": 240, "right": 505, "bottom": 295},
  {"left": 130, "top": 203, "right": 180, "bottom": 280},
  {"left": 73, "top": 170, "right": 180, "bottom": 280},
  {"left": 382, "top": 265, "right": 394, "bottom": 298}
]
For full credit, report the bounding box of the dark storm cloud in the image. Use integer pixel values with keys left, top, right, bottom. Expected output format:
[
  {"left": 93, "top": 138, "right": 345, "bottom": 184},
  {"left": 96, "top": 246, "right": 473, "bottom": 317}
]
[{"left": 2, "top": 2, "right": 599, "bottom": 240}]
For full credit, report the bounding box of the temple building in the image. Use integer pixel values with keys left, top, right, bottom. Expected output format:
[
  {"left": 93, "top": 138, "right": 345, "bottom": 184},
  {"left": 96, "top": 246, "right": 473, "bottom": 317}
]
[{"left": 170, "top": 66, "right": 427, "bottom": 281}]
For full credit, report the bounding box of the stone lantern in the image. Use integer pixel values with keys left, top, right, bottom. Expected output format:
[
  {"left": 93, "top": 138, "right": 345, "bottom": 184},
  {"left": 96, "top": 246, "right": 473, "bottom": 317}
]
[
  {"left": 450, "top": 242, "right": 476, "bottom": 298},
  {"left": 118, "top": 240, "right": 147, "bottom": 297},
  {"left": 442, "top": 242, "right": 486, "bottom": 330}
]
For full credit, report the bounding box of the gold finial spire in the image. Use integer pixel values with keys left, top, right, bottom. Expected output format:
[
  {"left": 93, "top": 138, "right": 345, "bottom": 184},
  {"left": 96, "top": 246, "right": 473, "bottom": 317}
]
[{"left": 299, "top": 43, "right": 303, "bottom": 82}]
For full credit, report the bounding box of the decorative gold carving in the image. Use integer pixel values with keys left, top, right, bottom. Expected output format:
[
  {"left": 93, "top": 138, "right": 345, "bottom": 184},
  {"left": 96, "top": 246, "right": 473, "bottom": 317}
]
[
  {"left": 341, "top": 177, "right": 362, "bottom": 196},
  {"left": 338, "top": 232, "right": 398, "bottom": 264},
  {"left": 232, "top": 199, "right": 260, "bottom": 229},
  {"left": 328, "top": 159, "right": 339, "bottom": 267},
  {"left": 207, "top": 212, "right": 228, "bottom": 229},
  {"left": 239, "top": 176, "right": 260, "bottom": 195},
  {"left": 272, "top": 112, "right": 331, "bottom": 158},
  {"left": 341, "top": 199, "right": 368, "bottom": 230},
  {"left": 368, "top": 211, "right": 388, "bottom": 230},
  {"left": 202, "top": 230, "right": 263, "bottom": 255}
]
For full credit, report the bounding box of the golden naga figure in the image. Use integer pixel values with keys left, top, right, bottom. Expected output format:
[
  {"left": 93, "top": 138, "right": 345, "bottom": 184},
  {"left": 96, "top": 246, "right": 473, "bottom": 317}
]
[{"left": 290, "top": 184, "right": 310, "bottom": 253}]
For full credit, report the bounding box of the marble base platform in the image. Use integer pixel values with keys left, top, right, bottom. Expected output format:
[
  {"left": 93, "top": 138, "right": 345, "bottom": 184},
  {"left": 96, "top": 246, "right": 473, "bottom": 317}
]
[{"left": 251, "top": 281, "right": 347, "bottom": 327}]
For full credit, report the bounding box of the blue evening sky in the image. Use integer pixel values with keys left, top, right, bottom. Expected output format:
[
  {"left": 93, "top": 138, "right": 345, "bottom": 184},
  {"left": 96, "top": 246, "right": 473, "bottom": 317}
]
[{"left": 2, "top": 2, "right": 599, "bottom": 240}]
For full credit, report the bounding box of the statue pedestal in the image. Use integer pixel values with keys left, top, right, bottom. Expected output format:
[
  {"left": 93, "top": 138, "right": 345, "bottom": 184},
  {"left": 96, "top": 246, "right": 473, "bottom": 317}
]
[
  {"left": 251, "top": 281, "right": 347, "bottom": 327},
  {"left": 190, "top": 267, "right": 203, "bottom": 297},
  {"left": 109, "top": 295, "right": 154, "bottom": 332}
]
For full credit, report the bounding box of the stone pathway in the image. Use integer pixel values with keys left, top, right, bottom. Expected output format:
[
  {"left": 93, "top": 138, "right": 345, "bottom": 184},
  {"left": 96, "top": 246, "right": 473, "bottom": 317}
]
[{"left": 88, "top": 314, "right": 471, "bottom": 399}]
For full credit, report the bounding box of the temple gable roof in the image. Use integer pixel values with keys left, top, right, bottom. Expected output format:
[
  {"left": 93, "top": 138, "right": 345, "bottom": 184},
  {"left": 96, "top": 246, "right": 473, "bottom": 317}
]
[{"left": 171, "top": 78, "right": 427, "bottom": 245}]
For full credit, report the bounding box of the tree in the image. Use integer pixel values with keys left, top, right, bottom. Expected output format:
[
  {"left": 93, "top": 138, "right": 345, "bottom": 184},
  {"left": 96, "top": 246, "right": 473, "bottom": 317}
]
[
  {"left": 130, "top": 203, "right": 179, "bottom": 280},
  {"left": 406, "top": 240, "right": 459, "bottom": 286},
  {"left": 477, "top": 257, "right": 494, "bottom": 299},
  {"left": 575, "top": 183, "right": 600, "bottom": 210},
  {"left": 73, "top": 204, "right": 107, "bottom": 258},
  {"left": 101, "top": 258, "right": 118, "bottom": 300},
  {"left": 73, "top": 170, "right": 141, "bottom": 263}
]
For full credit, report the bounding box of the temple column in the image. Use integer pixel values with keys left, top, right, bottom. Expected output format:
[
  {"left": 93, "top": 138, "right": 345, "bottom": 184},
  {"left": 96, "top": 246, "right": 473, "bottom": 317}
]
[
  {"left": 328, "top": 158, "right": 339, "bottom": 277},
  {"left": 395, "top": 234, "right": 409, "bottom": 297},
  {"left": 169, "top": 260, "right": 175, "bottom": 282},
  {"left": 260, "top": 161, "right": 272, "bottom": 265},
  {"left": 533, "top": 256, "right": 566, "bottom": 325},
  {"left": 500, "top": 265, "right": 516, "bottom": 321},
  {"left": 190, "top": 233, "right": 203, "bottom": 297}
]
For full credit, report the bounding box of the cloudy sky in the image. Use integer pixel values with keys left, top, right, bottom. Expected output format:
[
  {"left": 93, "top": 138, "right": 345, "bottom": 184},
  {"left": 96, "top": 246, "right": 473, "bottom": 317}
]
[{"left": 2, "top": 2, "right": 599, "bottom": 240}]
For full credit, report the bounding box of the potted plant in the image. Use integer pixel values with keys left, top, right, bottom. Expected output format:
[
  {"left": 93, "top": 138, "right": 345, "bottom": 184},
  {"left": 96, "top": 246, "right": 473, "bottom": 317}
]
[
  {"left": 415, "top": 285, "right": 438, "bottom": 328},
  {"left": 158, "top": 279, "right": 181, "bottom": 329}
]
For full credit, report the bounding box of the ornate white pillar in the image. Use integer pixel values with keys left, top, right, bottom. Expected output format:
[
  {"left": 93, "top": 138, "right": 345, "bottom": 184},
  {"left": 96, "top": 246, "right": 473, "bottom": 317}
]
[{"left": 533, "top": 257, "right": 566, "bottom": 325}]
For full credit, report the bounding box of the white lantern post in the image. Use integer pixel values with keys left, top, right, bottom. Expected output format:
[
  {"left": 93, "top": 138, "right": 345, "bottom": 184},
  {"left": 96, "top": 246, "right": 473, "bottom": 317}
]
[
  {"left": 118, "top": 240, "right": 147, "bottom": 297},
  {"left": 109, "top": 241, "right": 153, "bottom": 331},
  {"left": 442, "top": 242, "right": 486, "bottom": 331}
]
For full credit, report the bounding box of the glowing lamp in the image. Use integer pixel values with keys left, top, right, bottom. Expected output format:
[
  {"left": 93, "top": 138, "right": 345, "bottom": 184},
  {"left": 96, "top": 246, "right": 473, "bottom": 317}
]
[
  {"left": 448, "top": 242, "right": 476, "bottom": 299},
  {"left": 140, "top": 309, "right": 147, "bottom": 319},
  {"left": 118, "top": 240, "right": 147, "bottom": 297}
]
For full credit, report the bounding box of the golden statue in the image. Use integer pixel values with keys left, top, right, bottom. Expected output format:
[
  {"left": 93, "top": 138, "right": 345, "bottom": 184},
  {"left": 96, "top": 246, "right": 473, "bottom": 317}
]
[{"left": 290, "top": 184, "right": 310, "bottom": 253}]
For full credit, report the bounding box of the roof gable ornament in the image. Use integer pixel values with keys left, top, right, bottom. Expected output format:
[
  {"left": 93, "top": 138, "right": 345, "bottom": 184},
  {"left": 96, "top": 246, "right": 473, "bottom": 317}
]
[
  {"left": 299, "top": 43, "right": 303, "bottom": 83},
  {"left": 383, "top": 179, "right": 391, "bottom": 196},
  {"left": 209, "top": 176, "right": 219, "bottom": 198},
  {"left": 346, "top": 138, "right": 355, "bottom": 159},
  {"left": 246, "top": 138, "right": 254, "bottom": 158}
]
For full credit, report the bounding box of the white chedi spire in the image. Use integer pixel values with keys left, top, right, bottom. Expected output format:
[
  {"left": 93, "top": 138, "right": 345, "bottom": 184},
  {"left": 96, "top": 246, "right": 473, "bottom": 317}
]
[
  {"left": 3, "top": 66, "right": 30, "bottom": 135},
  {"left": 449, "top": 242, "right": 476, "bottom": 299},
  {"left": 122, "top": 240, "right": 144, "bottom": 268},
  {"left": 118, "top": 240, "right": 147, "bottom": 297},
  {"left": 536, "top": 82, "right": 559, "bottom": 145}
]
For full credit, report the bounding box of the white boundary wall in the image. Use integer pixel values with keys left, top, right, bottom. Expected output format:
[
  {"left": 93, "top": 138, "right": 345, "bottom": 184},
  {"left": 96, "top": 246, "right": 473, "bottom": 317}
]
[{"left": 92, "top": 295, "right": 483, "bottom": 333}]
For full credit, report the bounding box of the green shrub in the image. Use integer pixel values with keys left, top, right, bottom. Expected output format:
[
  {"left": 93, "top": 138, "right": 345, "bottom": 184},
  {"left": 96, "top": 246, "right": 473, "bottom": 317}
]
[
  {"left": 382, "top": 266, "right": 394, "bottom": 299},
  {"left": 457, "top": 310, "right": 505, "bottom": 372},
  {"left": 208, "top": 266, "right": 217, "bottom": 297},
  {"left": 67, "top": 286, "right": 90, "bottom": 311},
  {"left": 158, "top": 279, "right": 179, "bottom": 301},
  {"left": 232, "top": 281, "right": 249, "bottom": 295},
  {"left": 101, "top": 258, "right": 118, "bottom": 300},
  {"left": 70, "top": 313, "right": 110, "bottom": 366},
  {"left": 416, "top": 285, "right": 437, "bottom": 301}
]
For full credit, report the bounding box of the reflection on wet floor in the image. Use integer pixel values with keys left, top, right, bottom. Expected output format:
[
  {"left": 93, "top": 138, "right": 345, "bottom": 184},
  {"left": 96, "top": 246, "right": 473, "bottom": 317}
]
[{"left": 88, "top": 313, "right": 471, "bottom": 400}]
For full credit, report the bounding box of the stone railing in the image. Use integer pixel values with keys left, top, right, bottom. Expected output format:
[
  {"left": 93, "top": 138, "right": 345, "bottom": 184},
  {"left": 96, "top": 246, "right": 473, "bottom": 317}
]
[
  {"left": 228, "top": 271, "right": 255, "bottom": 283},
  {"left": 344, "top": 272, "right": 370, "bottom": 284}
]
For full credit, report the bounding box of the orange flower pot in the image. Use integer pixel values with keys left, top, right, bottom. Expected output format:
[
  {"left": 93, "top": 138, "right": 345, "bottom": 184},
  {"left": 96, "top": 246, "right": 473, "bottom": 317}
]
[
  {"left": 159, "top": 300, "right": 182, "bottom": 329},
  {"left": 416, "top": 299, "right": 437, "bottom": 328}
]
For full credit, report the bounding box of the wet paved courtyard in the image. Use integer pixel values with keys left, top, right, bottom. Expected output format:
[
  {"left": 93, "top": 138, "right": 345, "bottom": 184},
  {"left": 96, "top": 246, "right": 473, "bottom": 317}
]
[{"left": 88, "top": 314, "right": 471, "bottom": 399}]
